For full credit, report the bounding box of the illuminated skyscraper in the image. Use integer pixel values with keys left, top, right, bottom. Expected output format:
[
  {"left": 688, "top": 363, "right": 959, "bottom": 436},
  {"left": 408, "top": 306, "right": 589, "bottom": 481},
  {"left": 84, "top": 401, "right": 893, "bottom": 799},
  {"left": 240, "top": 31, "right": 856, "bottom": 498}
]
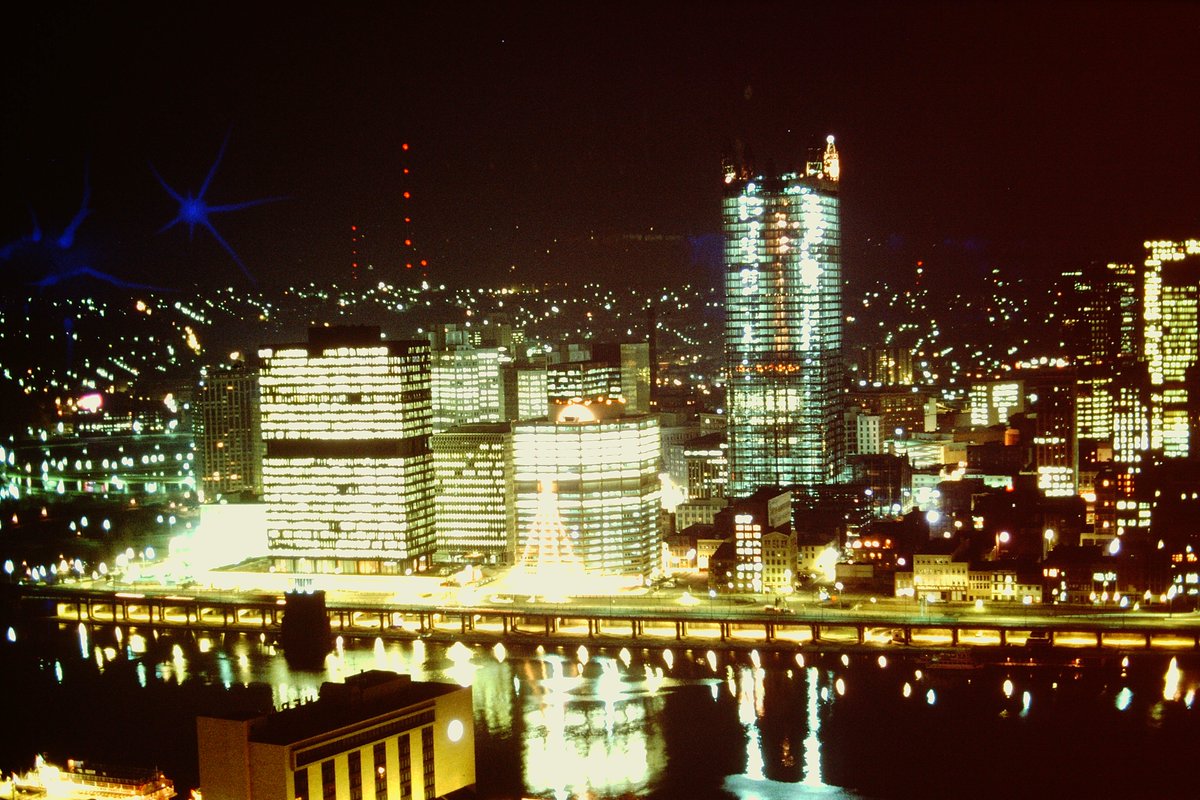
[
  {"left": 515, "top": 361, "right": 549, "bottom": 420},
  {"left": 1143, "top": 239, "right": 1200, "bottom": 458},
  {"left": 724, "top": 136, "right": 844, "bottom": 495},
  {"left": 259, "top": 327, "right": 434, "bottom": 574},
  {"left": 512, "top": 403, "right": 661, "bottom": 578},
  {"left": 1067, "top": 262, "right": 1139, "bottom": 364},
  {"left": 430, "top": 345, "right": 513, "bottom": 432},
  {"left": 432, "top": 422, "right": 516, "bottom": 564},
  {"left": 194, "top": 358, "right": 263, "bottom": 502}
]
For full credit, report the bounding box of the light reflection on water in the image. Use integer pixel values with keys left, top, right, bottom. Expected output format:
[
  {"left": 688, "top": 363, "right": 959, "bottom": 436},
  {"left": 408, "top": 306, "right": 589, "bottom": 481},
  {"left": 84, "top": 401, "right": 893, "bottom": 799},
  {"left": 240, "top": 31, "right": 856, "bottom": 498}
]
[{"left": 18, "top": 624, "right": 1200, "bottom": 799}]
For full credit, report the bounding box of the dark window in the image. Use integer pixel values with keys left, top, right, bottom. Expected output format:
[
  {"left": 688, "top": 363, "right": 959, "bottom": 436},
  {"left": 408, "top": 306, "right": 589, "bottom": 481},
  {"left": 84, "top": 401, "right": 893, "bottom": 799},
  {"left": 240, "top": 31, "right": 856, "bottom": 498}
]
[
  {"left": 321, "top": 760, "right": 336, "bottom": 800},
  {"left": 349, "top": 751, "right": 363, "bottom": 800},
  {"left": 421, "top": 727, "right": 435, "bottom": 799},
  {"left": 294, "top": 769, "right": 309, "bottom": 800},
  {"left": 399, "top": 735, "right": 412, "bottom": 800}
]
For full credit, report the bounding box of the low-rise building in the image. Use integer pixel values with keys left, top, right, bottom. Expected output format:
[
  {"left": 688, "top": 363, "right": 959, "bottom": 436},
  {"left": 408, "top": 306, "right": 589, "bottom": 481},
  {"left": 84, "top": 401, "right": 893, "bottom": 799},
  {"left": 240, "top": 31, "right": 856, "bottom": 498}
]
[
  {"left": 197, "top": 671, "right": 475, "bottom": 800},
  {"left": 761, "top": 530, "right": 798, "bottom": 593}
]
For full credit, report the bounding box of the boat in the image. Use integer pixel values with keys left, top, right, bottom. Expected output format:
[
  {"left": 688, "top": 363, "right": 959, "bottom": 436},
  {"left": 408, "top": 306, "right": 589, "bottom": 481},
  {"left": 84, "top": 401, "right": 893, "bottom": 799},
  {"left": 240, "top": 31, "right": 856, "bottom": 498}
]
[{"left": 6, "top": 755, "right": 176, "bottom": 799}]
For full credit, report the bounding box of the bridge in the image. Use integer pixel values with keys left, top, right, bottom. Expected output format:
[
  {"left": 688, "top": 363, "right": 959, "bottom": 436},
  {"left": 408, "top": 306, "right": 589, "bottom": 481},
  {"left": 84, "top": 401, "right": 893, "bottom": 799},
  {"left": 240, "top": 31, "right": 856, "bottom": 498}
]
[{"left": 12, "top": 584, "right": 1200, "bottom": 652}]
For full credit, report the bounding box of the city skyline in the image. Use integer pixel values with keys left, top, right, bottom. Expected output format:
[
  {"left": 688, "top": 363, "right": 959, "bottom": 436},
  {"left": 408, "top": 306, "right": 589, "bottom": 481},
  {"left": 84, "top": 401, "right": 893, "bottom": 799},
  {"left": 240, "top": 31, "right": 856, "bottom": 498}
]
[
  {"left": 4, "top": 3, "right": 1200, "bottom": 290},
  {"left": 8, "top": 6, "right": 1200, "bottom": 797}
]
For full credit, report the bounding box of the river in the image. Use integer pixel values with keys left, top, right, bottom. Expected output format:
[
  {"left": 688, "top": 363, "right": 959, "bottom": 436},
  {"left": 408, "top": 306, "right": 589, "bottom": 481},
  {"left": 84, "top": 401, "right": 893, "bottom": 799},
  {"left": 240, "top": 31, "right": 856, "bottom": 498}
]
[{"left": 1, "top": 620, "right": 1197, "bottom": 798}]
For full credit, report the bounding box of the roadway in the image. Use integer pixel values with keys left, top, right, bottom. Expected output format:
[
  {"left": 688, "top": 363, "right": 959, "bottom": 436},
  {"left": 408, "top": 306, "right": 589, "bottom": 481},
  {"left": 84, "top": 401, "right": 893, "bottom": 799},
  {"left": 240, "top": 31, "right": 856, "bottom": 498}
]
[{"left": 23, "top": 580, "right": 1200, "bottom": 652}]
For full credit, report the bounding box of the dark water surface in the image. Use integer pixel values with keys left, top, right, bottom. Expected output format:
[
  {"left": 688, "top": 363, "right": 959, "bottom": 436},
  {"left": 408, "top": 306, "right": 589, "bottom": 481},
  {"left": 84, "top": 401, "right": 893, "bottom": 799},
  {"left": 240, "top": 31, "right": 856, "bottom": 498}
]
[{"left": 2, "top": 620, "right": 1197, "bottom": 799}]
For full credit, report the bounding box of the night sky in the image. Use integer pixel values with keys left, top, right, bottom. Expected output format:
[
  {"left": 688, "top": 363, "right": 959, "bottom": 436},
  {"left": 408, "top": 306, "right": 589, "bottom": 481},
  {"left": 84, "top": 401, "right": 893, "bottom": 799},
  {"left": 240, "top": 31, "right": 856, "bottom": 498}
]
[{"left": 3, "top": 2, "right": 1199, "bottom": 290}]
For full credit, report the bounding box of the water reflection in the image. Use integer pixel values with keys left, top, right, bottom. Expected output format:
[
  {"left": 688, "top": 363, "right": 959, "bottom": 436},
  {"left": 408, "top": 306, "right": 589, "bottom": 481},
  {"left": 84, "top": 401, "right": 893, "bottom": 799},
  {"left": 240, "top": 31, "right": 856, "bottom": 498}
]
[{"left": 10, "top": 623, "right": 1200, "bottom": 799}]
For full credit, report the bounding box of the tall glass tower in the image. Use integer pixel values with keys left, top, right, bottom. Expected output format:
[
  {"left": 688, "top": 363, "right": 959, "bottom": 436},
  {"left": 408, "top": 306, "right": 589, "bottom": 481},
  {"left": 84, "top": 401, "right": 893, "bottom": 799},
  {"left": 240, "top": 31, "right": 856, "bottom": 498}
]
[{"left": 724, "top": 136, "right": 844, "bottom": 496}]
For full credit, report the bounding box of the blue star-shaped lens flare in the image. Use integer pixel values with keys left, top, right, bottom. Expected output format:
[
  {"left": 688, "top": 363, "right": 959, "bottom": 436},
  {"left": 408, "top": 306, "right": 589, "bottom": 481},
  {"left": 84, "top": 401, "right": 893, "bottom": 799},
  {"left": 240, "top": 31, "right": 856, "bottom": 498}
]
[{"left": 151, "top": 133, "right": 284, "bottom": 282}]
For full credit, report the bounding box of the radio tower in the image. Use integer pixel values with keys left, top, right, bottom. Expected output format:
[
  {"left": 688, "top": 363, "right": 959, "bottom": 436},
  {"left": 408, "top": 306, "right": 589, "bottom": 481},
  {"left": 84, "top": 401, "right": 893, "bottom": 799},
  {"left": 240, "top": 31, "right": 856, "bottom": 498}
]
[{"left": 400, "top": 142, "right": 427, "bottom": 273}]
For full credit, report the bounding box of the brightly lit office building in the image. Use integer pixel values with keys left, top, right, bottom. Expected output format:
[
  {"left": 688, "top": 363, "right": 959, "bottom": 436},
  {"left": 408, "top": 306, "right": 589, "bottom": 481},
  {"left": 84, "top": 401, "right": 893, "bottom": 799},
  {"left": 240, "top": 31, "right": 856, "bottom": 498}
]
[
  {"left": 195, "top": 359, "right": 263, "bottom": 502},
  {"left": 969, "top": 379, "right": 1025, "bottom": 428},
  {"left": 1143, "top": 239, "right": 1200, "bottom": 458},
  {"left": 515, "top": 362, "right": 549, "bottom": 420},
  {"left": 259, "top": 326, "right": 435, "bottom": 575},
  {"left": 430, "top": 344, "right": 513, "bottom": 433},
  {"left": 198, "top": 671, "right": 475, "bottom": 800},
  {"left": 431, "top": 422, "right": 516, "bottom": 565},
  {"left": 513, "top": 404, "right": 661, "bottom": 578},
  {"left": 724, "top": 136, "right": 844, "bottom": 495}
]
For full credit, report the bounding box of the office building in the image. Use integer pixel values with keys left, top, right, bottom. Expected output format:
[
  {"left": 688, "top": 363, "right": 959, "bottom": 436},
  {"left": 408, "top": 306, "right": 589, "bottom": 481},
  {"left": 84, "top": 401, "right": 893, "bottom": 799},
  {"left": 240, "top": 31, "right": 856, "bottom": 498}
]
[
  {"left": 429, "top": 344, "right": 513, "bottom": 432},
  {"left": 849, "top": 389, "right": 930, "bottom": 437},
  {"left": 969, "top": 380, "right": 1025, "bottom": 428},
  {"left": 1065, "top": 262, "right": 1140, "bottom": 364},
  {"left": 195, "top": 358, "right": 263, "bottom": 502},
  {"left": 724, "top": 136, "right": 844, "bottom": 495},
  {"left": 857, "top": 345, "right": 914, "bottom": 386},
  {"left": 513, "top": 403, "right": 661, "bottom": 578},
  {"left": 659, "top": 418, "right": 700, "bottom": 497},
  {"left": 593, "top": 341, "right": 652, "bottom": 414},
  {"left": 547, "top": 360, "right": 623, "bottom": 405},
  {"left": 432, "top": 422, "right": 516, "bottom": 565},
  {"left": 1031, "top": 381, "right": 1077, "bottom": 498},
  {"left": 713, "top": 488, "right": 792, "bottom": 593},
  {"left": 197, "top": 671, "right": 474, "bottom": 800},
  {"left": 1144, "top": 239, "right": 1200, "bottom": 458},
  {"left": 683, "top": 432, "right": 728, "bottom": 500},
  {"left": 514, "top": 361, "right": 549, "bottom": 420},
  {"left": 259, "top": 327, "right": 435, "bottom": 575}
]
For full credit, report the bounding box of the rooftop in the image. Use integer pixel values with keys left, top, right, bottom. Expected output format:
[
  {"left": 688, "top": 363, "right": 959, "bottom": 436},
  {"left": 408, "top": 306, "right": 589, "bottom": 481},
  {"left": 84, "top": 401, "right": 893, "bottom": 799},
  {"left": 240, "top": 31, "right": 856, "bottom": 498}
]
[{"left": 210, "top": 671, "right": 463, "bottom": 747}]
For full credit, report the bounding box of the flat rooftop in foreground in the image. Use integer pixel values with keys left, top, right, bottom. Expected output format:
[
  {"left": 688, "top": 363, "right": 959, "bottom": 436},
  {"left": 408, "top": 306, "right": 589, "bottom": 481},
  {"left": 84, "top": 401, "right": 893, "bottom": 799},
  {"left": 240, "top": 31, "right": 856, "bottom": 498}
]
[{"left": 219, "top": 670, "right": 463, "bottom": 747}]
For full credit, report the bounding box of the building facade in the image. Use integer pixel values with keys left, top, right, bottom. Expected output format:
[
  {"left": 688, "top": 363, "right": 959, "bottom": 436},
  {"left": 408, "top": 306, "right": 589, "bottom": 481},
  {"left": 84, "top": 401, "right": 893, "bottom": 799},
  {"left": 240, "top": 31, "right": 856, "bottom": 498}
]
[
  {"left": 197, "top": 671, "right": 474, "bottom": 800},
  {"left": 512, "top": 404, "right": 661, "bottom": 578},
  {"left": 429, "top": 345, "right": 513, "bottom": 433},
  {"left": 195, "top": 359, "right": 264, "bottom": 502},
  {"left": 259, "top": 327, "right": 435, "bottom": 575},
  {"left": 431, "top": 422, "right": 516, "bottom": 565},
  {"left": 1144, "top": 239, "right": 1200, "bottom": 458},
  {"left": 724, "top": 136, "right": 844, "bottom": 496}
]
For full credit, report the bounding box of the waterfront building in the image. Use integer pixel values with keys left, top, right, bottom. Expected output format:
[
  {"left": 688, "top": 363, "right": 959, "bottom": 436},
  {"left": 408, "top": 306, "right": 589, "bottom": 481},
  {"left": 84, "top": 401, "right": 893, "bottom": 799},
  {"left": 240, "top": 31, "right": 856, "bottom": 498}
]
[
  {"left": 906, "top": 550, "right": 969, "bottom": 602},
  {"left": 194, "top": 357, "right": 263, "bottom": 502},
  {"left": 512, "top": 403, "right": 661, "bottom": 578},
  {"left": 724, "top": 136, "right": 844, "bottom": 495},
  {"left": 761, "top": 529, "right": 798, "bottom": 593},
  {"left": 431, "top": 422, "right": 516, "bottom": 565},
  {"left": 797, "top": 531, "right": 840, "bottom": 581},
  {"left": 7, "top": 757, "right": 175, "bottom": 799},
  {"left": 715, "top": 488, "right": 792, "bottom": 593},
  {"left": 197, "top": 671, "right": 474, "bottom": 800},
  {"left": 258, "top": 326, "right": 434, "bottom": 575}
]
